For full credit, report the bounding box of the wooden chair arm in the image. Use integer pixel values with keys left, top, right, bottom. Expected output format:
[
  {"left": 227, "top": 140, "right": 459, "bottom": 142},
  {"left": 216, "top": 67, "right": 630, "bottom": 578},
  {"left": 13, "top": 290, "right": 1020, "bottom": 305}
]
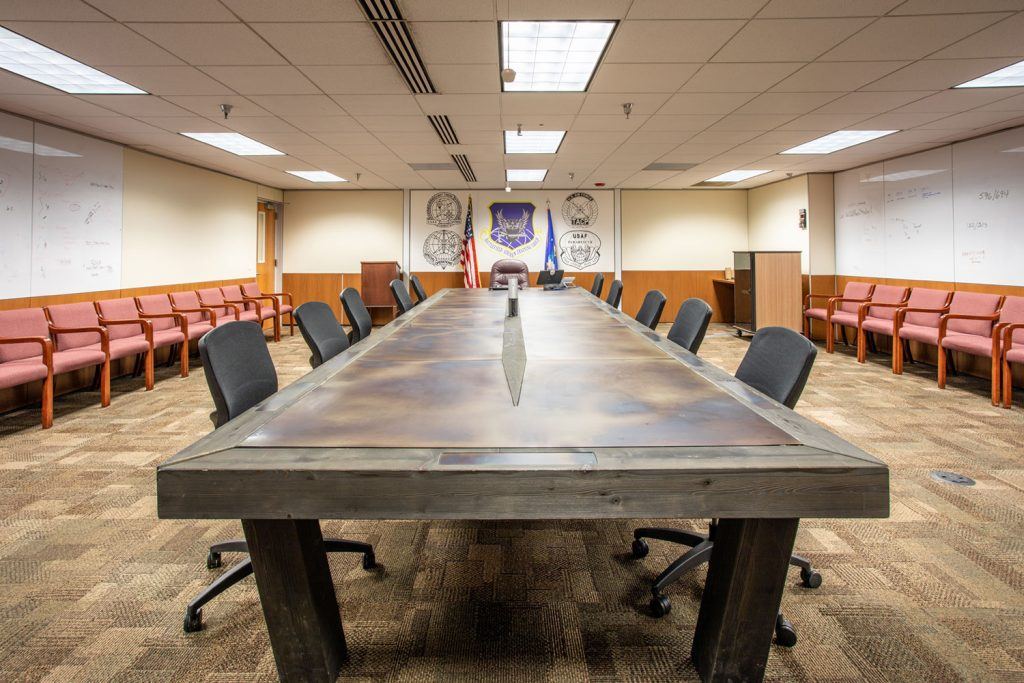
[
  {"left": 803, "top": 293, "right": 833, "bottom": 309},
  {"left": 263, "top": 292, "right": 293, "bottom": 307},
  {"left": 98, "top": 317, "right": 154, "bottom": 342},
  {"left": 895, "top": 306, "right": 950, "bottom": 326},
  {"left": 939, "top": 312, "right": 1000, "bottom": 338},
  {"left": 48, "top": 325, "right": 109, "bottom": 354},
  {"left": 225, "top": 298, "right": 262, "bottom": 317},
  {"left": 1002, "top": 323, "right": 1024, "bottom": 350},
  {"left": 826, "top": 296, "right": 871, "bottom": 316},
  {"left": 0, "top": 336, "right": 53, "bottom": 366},
  {"left": 140, "top": 311, "right": 188, "bottom": 336},
  {"left": 172, "top": 306, "right": 217, "bottom": 326}
]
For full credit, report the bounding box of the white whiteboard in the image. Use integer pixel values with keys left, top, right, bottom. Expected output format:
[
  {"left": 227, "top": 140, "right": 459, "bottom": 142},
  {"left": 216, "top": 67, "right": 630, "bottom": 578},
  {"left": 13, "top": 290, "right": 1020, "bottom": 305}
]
[
  {"left": 882, "top": 146, "right": 954, "bottom": 281},
  {"left": 952, "top": 126, "right": 1024, "bottom": 286},
  {"left": 31, "top": 124, "right": 123, "bottom": 296},
  {"left": 835, "top": 162, "right": 885, "bottom": 278},
  {"left": 0, "top": 112, "right": 34, "bottom": 299}
]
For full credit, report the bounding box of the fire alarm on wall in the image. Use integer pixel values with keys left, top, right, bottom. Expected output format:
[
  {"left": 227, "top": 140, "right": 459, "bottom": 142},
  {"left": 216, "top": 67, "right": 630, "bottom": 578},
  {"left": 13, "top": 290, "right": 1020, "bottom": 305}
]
[{"left": 594, "top": 182, "right": 605, "bottom": 187}]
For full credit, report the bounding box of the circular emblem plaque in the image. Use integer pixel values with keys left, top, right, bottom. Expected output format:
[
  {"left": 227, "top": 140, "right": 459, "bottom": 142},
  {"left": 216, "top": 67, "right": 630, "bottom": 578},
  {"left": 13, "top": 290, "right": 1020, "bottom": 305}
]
[
  {"left": 561, "top": 192, "right": 599, "bottom": 227},
  {"left": 426, "top": 191, "right": 462, "bottom": 227},
  {"left": 423, "top": 229, "right": 462, "bottom": 269},
  {"left": 559, "top": 230, "right": 601, "bottom": 269}
]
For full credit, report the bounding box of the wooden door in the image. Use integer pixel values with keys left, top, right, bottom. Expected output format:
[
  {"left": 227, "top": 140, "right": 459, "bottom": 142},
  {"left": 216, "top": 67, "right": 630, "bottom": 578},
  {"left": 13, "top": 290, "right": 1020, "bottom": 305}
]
[{"left": 257, "top": 203, "right": 276, "bottom": 293}]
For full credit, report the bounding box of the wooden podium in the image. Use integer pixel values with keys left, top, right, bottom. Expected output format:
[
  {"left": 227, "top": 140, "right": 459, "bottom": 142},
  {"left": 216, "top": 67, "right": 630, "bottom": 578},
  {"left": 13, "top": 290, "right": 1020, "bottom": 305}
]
[
  {"left": 360, "top": 261, "right": 400, "bottom": 325},
  {"left": 732, "top": 251, "right": 802, "bottom": 335}
]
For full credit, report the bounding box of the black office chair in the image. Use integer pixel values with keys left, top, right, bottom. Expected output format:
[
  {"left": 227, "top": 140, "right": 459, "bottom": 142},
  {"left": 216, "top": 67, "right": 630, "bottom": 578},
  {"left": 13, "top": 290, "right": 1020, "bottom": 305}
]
[
  {"left": 635, "top": 290, "right": 667, "bottom": 330},
  {"left": 409, "top": 274, "right": 428, "bottom": 305},
  {"left": 590, "top": 273, "right": 605, "bottom": 298},
  {"left": 183, "top": 321, "right": 375, "bottom": 633},
  {"left": 606, "top": 279, "right": 623, "bottom": 308},
  {"left": 630, "top": 327, "right": 820, "bottom": 647},
  {"left": 340, "top": 287, "right": 372, "bottom": 344},
  {"left": 667, "top": 298, "right": 713, "bottom": 354},
  {"left": 390, "top": 278, "right": 415, "bottom": 315},
  {"left": 294, "top": 301, "right": 349, "bottom": 368}
]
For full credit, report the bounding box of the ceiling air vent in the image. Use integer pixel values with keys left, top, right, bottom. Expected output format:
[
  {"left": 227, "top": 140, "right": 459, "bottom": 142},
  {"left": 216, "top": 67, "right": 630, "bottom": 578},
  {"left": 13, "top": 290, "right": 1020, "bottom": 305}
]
[
  {"left": 643, "top": 162, "right": 697, "bottom": 172},
  {"left": 452, "top": 154, "right": 477, "bottom": 183},
  {"left": 428, "top": 115, "right": 460, "bottom": 145},
  {"left": 358, "top": 0, "right": 436, "bottom": 94}
]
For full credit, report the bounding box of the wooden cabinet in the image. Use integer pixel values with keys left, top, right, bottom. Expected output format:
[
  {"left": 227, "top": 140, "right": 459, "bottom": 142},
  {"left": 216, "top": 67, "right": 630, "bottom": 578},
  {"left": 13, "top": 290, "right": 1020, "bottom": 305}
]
[
  {"left": 732, "top": 251, "right": 802, "bottom": 335},
  {"left": 360, "top": 261, "right": 400, "bottom": 325}
]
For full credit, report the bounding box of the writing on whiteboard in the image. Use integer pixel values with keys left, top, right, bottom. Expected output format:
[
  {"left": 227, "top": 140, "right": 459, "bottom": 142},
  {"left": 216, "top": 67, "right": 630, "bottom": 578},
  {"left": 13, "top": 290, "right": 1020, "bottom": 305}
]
[
  {"left": 977, "top": 189, "right": 1009, "bottom": 201},
  {"left": 843, "top": 201, "right": 872, "bottom": 217},
  {"left": 966, "top": 220, "right": 988, "bottom": 231},
  {"left": 961, "top": 249, "right": 985, "bottom": 264}
]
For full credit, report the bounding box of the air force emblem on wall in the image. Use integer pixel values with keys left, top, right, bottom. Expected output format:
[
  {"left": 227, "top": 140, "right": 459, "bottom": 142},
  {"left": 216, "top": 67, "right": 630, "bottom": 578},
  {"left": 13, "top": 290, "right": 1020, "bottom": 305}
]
[
  {"left": 559, "top": 230, "right": 601, "bottom": 269},
  {"left": 486, "top": 202, "right": 537, "bottom": 256},
  {"left": 561, "top": 192, "right": 599, "bottom": 227},
  {"left": 423, "top": 229, "right": 462, "bottom": 269},
  {"left": 426, "top": 191, "right": 462, "bottom": 227}
]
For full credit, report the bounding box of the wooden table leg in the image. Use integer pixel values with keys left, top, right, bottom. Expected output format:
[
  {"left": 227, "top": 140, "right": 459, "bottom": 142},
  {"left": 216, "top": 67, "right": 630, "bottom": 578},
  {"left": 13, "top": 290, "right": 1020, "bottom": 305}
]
[
  {"left": 242, "top": 519, "right": 347, "bottom": 682},
  {"left": 691, "top": 517, "right": 799, "bottom": 683}
]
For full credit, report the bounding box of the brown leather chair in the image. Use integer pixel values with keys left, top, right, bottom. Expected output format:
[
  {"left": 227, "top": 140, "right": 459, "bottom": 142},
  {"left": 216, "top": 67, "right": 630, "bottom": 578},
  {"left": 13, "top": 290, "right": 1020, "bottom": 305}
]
[{"left": 489, "top": 259, "right": 529, "bottom": 289}]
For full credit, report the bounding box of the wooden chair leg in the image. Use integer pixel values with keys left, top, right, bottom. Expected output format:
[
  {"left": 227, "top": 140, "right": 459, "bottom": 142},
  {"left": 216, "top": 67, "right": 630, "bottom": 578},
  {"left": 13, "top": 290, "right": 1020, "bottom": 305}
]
[
  {"left": 938, "top": 344, "right": 947, "bottom": 389},
  {"left": 1004, "top": 356, "right": 1013, "bottom": 409},
  {"left": 825, "top": 322, "right": 834, "bottom": 353},
  {"left": 274, "top": 313, "right": 281, "bottom": 343},
  {"left": 145, "top": 347, "right": 154, "bottom": 390},
  {"left": 893, "top": 336, "right": 902, "bottom": 374},
  {"left": 991, "top": 354, "right": 1000, "bottom": 406},
  {"left": 100, "top": 359, "right": 111, "bottom": 407},
  {"left": 41, "top": 372, "right": 53, "bottom": 429},
  {"left": 840, "top": 326, "right": 849, "bottom": 347},
  {"left": 856, "top": 327, "right": 866, "bottom": 363},
  {"left": 180, "top": 341, "right": 189, "bottom": 377}
]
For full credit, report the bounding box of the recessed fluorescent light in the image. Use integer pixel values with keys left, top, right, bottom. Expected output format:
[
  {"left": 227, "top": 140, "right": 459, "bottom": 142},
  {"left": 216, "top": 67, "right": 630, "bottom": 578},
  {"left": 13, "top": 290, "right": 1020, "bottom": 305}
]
[
  {"left": 287, "top": 170, "right": 347, "bottom": 183},
  {"left": 504, "top": 130, "right": 565, "bottom": 154},
  {"left": 180, "top": 132, "right": 284, "bottom": 156},
  {"left": 955, "top": 59, "right": 1024, "bottom": 88},
  {"left": 500, "top": 21, "right": 616, "bottom": 92},
  {"left": 781, "top": 130, "right": 898, "bottom": 155},
  {"left": 705, "top": 169, "right": 771, "bottom": 183},
  {"left": 0, "top": 27, "right": 146, "bottom": 94},
  {"left": 506, "top": 169, "right": 547, "bottom": 182}
]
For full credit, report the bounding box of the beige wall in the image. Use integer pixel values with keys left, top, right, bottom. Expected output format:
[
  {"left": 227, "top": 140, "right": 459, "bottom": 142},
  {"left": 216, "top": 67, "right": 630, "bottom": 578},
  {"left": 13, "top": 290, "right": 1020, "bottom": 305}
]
[
  {"left": 807, "top": 173, "right": 836, "bottom": 276},
  {"left": 621, "top": 190, "right": 748, "bottom": 270},
  {"left": 747, "top": 176, "right": 810, "bottom": 273},
  {"left": 283, "top": 191, "right": 403, "bottom": 273},
  {"left": 122, "top": 149, "right": 258, "bottom": 289}
]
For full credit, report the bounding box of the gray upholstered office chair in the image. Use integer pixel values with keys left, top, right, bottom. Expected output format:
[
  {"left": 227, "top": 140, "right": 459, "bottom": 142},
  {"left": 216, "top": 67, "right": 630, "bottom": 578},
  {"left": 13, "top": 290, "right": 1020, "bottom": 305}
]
[
  {"left": 184, "top": 321, "right": 375, "bottom": 633},
  {"left": 667, "top": 298, "right": 713, "bottom": 354},
  {"left": 409, "top": 274, "right": 428, "bottom": 305},
  {"left": 390, "top": 278, "right": 415, "bottom": 315},
  {"left": 490, "top": 259, "right": 529, "bottom": 289},
  {"left": 294, "top": 301, "right": 349, "bottom": 368},
  {"left": 630, "top": 326, "right": 819, "bottom": 646},
  {"left": 589, "top": 273, "right": 605, "bottom": 298},
  {"left": 340, "top": 287, "right": 372, "bottom": 344},
  {"left": 606, "top": 279, "right": 623, "bottom": 308},
  {"left": 634, "top": 290, "right": 667, "bottom": 329}
]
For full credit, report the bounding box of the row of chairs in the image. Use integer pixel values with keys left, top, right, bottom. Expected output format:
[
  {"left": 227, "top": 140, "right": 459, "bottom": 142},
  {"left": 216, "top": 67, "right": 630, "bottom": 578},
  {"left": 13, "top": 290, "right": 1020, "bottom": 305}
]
[
  {"left": 804, "top": 282, "right": 1024, "bottom": 407},
  {"left": 0, "top": 282, "right": 293, "bottom": 428}
]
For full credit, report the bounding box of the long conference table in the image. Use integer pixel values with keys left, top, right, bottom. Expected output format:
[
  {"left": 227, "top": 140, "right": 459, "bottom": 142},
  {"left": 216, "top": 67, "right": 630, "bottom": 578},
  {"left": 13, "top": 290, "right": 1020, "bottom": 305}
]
[{"left": 158, "top": 286, "right": 889, "bottom": 683}]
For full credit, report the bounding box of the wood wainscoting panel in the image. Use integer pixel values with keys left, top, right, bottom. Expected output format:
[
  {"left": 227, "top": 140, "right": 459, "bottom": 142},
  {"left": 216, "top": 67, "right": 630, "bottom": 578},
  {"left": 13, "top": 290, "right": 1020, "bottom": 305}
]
[
  {"left": 282, "top": 273, "right": 344, "bottom": 321},
  {"left": 621, "top": 271, "right": 729, "bottom": 322},
  {"left": 412, "top": 272, "right": 465, "bottom": 297}
]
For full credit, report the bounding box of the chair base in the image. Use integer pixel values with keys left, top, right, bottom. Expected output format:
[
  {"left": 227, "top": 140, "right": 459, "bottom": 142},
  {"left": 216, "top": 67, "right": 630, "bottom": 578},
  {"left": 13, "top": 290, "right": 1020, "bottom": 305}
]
[
  {"left": 631, "top": 524, "right": 820, "bottom": 647},
  {"left": 184, "top": 537, "right": 376, "bottom": 633}
]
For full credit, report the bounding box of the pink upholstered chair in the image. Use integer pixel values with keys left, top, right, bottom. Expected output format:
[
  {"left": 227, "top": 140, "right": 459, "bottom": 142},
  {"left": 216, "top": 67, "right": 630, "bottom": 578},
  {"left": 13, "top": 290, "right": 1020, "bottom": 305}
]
[
  {"left": 0, "top": 308, "right": 54, "bottom": 428},
  {"left": 241, "top": 282, "right": 294, "bottom": 337},
  {"left": 220, "top": 284, "right": 275, "bottom": 339},
  {"left": 803, "top": 281, "right": 874, "bottom": 353},
  {"left": 99, "top": 297, "right": 188, "bottom": 387},
  {"left": 167, "top": 291, "right": 218, "bottom": 337},
  {"left": 47, "top": 302, "right": 148, "bottom": 399},
  {"left": 998, "top": 296, "right": 1024, "bottom": 408},
  {"left": 889, "top": 288, "right": 953, "bottom": 374},
  {"left": 132, "top": 295, "right": 190, "bottom": 376},
  {"left": 854, "top": 285, "right": 910, "bottom": 363},
  {"left": 196, "top": 288, "right": 242, "bottom": 326},
  {"left": 936, "top": 293, "right": 1005, "bottom": 400}
]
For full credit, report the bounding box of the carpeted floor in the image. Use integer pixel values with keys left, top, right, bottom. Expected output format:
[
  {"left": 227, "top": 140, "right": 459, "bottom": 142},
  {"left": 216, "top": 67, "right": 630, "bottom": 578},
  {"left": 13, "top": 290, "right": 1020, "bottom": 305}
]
[{"left": 1, "top": 324, "right": 1023, "bottom": 682}]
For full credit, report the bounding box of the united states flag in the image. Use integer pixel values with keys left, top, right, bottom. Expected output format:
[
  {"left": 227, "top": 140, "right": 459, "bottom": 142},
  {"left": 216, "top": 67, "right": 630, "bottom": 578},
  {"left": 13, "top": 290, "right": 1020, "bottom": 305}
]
[{"left": 461, "top": 195, "right": 481, "bottom": 288}]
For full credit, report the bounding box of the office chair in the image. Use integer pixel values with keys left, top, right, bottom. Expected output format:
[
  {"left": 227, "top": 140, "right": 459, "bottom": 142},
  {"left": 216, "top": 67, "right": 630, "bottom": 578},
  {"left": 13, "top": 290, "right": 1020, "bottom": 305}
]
[
  {"left": 409, "top": 274, "right": 428, "bottom": 305},
  {"left": 390, "top": 278, "right": 415, "bottom": 315},
  {"left": 340, "top": 287, "right": 373, "bottom": 344},
  {"left": 635, "top": 290, "right": 667, "bottom": 330},
  {"left": 490, "top": 259, "right": 529, "bottom": 289},
  {"left": 183, "top": 321, "right": 375, "bottom": 633},
  {"left": 631, "top": 327, "right": 820, "bottom": 646},
  {"left": 606, "top": 279, "right": 623, "bottom": 309},
  {"left": 667, "top": 298, "right": 713, "bottom": 353},
  {"left": 294, "top": 301, "right": 349, "bottom": 368},
  {"left": 590, "top": 273, "right": 605, "bottom": 298}
]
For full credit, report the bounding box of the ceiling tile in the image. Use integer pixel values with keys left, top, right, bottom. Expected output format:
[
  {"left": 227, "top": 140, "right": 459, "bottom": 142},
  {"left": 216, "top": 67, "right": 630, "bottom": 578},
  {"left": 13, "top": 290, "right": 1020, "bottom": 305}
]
[
  {"left": 500, "top": 93, "right": 585, "bottom": 116},
  {"left": 861, "top": 58, "right": 1022, "bottom": 91},
  {"left": 333, "top": 95, "right": 422, "bottom": 116},
  {"left": 774, "top": 113, "right": 873, "bottom": 130},
  {"left": 501, "top": 0, "right": 632, "bottom": 20},
  {"left": 589, "top": 63, "right": 701, "bottom": 93},
  {"left": 894, "top": 88, "right": 1024, "bottom": 113},
  {"left": 708, "top": 113, "right": 799, "bottom": 131},
  {"left": 222, "top": 116, "right": 299, "bottom": 133},
  {"left": 755, "top": 0, "right": 902, "bottom": 17},
  {"left": 626, "top": 0, "right": 768, "bottom": 19},
  {"left": 849, "top": 112, "right": 949, "bottom": 129},
  {"left": 86, "top": 0, "right": 236, "bottom": 21},
  {"left": 410, "top": 22, "right": 498, "bottom": 64},
  {"left": 680, "top": 63, "right": 804, "bottom": 92},
  {"left": 249, "top": 23, "right": 389, "bottom": 65},
  {"left": 299, "top": 66, "right": 408, "bottom": 94},
  {"left": 77, "top": 95, "right": 194, "bottom": 117},
  {"left": 771, "top": 61, "right": 908, "bottom": 92},
  {"left": 249, "top": 94, "right": 349, "bottom": 116},
  {"left": 449, "top": 115, "right": 502, "bottom": 131},
  {"left": 889, "top": 0, "right": 1024, "bottom": 14},
  {"left": 641, "top": 114, "right": 724, "bottom": 131},
  {"left": 426, "top": 65, "right": 501, "bottom": 93},
  {"left": 2, "top": 21, "right": 183, "bottom": 65},
  {"left": 0, "top": 71, "right": 63, "bottom": 95},
  {"left": 415, "top": 94, "right": 500, "bottom": 116},
  {"left": 605, "top": 20, "right": 744, "bottom": 62},
  {"left": 200, "top": 66, "right": 320, "bottom": 95},
  {"left": 735, "top": 92, "right": 841, "bottom": 114},
  {"left": 819, "top": 14, "right": 1012, "bottom": 61},
  {"left": 570, "top": 115, "right": 649, "bottom": 131},
  {"left": 915, "top": 110, "right": 1022, "bottom": 130},
  {"left": 218, "top": 0, "right": 363, "bottom": 21},
  {"left": 976, "top": 93, "right": 1024, "bottom": 111},
  {"left": 930, "top": 13, "right": 1024, "bottom": 59},
  {"left": 128, "top": 23, "right": 286, "bottom": 65},
  {"left": 101, "top": 66, "right": 232, "bottom": 95},
  {"left": 578, "top": 93, "right": 669, "bottom": 117},
  {"left": 357, "top": 116, "right": 434, "bottom": 133},
  {"left": 659, "top": 92, "right": 758, "bottom": 115},
  {"left": 0, "top": 0, "right": 108, "bottom": 20},
  {"left": 163, "top": 95, "right": 271, "bottom": 117},
  {"left": 0, "top": 94, "right": 120, "bottom": 117},
  {"left": 713, "top": 18, "right": 872, "bottom": 62},
  {"left": 399, "top": 0, "right": 496, "bottom": 20},
  {"left": 814, "top": 91, "right": 934, "bottom": 114}
]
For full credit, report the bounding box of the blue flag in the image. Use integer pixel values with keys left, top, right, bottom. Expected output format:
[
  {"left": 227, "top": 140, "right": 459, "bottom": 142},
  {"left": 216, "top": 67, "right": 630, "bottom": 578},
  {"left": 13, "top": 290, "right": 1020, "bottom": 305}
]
[{"left": 544, "top": 204, "right": 559, "bottom": 271}]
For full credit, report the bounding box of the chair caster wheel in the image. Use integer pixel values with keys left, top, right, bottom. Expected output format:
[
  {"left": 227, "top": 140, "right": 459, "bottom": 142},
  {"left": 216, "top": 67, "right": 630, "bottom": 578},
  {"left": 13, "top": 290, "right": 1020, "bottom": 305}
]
[
  {"left": 631, "top": 538, "right": 649, "bottom": 559},
  {"left": 184, "top": 608, "right": 203, "bottom": 633},
  {"left": 775, "top": 614, "right": 797, "bottom": 647},
  {"left": 650, "top": 594, "right": 671, "bottom": 618},
  {"left": 801, "top": 567, "right": 822, "bottom": 589},
  {"left": 206, "top": 551, "right": 221, "bottom": 569},
  {"left": 362, "top": 552, "right": 377, "bottom": 570}
]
